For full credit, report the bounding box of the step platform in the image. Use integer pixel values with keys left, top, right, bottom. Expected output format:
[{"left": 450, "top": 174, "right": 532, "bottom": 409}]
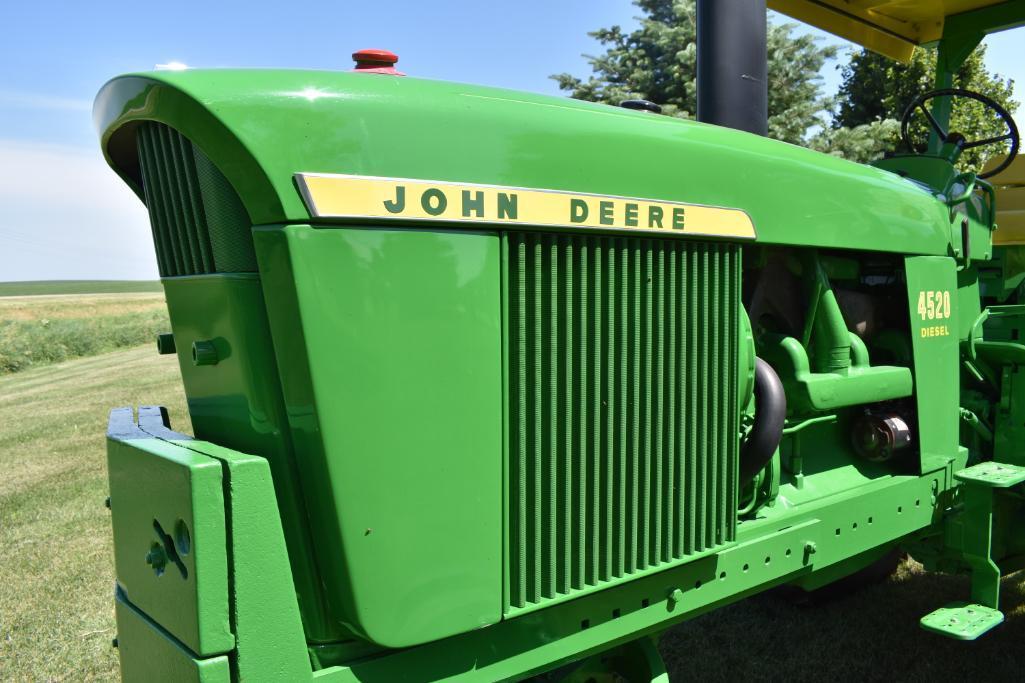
[
  {"left": 920, "top": 603, "right": 1004, "bottom": 640},
  {"left": 954, "top": 461, "right": 1025, "bottom": 488}
]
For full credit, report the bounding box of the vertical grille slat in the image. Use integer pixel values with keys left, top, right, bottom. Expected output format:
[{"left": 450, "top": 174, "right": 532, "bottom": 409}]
[
  {"left": 137, "top": 126, "right": 173, "bottom": 276},
  {"left": 507, "top": 232, "right": 740, "bottom": 611},
  {"left": 615, "top": 243, "right": 628, "bottom": 579},
  {"left": 157, "top": 124, "right": 198, "bottom": 274},
  {"left": 173, "top": 133, "right": 215, "bottom": 272},
  {"left": 135, "top": 121, "right": 253, "bottom": 277},
  {"left": 139, "top": 125, "right": 185, "bottom": 276},
  {"left": 590, "top": 241, "right": 601, "bottom": 585},
  {"left": 153, "top": 125, "right": 192, "bottom": 275}
]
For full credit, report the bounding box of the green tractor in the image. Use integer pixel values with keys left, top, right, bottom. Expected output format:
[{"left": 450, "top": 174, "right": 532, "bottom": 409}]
[{"left": 95, "top": 1, "right": 1025, "bottom": 680}]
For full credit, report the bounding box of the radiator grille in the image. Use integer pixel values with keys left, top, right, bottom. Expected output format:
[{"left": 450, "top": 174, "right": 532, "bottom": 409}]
[
  {"left": 506, "top": 232, "right": 740, "bottom": 610},
  {"left": 136, "top": 121, "right": 256, "bottom": 276}
]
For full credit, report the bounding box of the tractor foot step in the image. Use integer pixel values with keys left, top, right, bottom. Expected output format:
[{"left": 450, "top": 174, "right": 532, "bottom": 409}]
[
  {"left": 955, "top": 461, "right": 1025, "bottom": 488},
  {"left": 920, "top": 602, "right": 1003, "bottom": 640}
]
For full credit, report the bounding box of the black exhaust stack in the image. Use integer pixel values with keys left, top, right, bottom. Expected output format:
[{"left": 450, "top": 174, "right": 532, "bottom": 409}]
[{"left": 696, "top": 0, "right": 768, "bottom": 136}]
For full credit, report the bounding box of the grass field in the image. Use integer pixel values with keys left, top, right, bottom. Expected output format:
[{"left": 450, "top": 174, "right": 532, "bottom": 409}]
[
  {"left": 0, "top": 292, "right": 169, "bottom": 374},
  {"left": 0, "top": 281, "right": 162, "bottom": 297},
  {"left": 0, "top": 345, "right": 189, "bottom": 680}
]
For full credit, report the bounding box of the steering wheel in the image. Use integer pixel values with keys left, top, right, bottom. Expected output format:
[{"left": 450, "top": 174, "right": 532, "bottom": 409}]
[{"left": 900, "top": 87, "right": 1020, "bottom": 179}]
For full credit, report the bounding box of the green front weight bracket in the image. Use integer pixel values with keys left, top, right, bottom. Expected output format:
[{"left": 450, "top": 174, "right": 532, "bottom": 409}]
[{"left": 107, "top": 406, "right": 311, "bottom": 681}]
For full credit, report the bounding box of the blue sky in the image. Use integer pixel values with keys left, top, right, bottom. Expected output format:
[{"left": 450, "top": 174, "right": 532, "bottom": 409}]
[{"left": 1, "top": 1, "right": 1022, "bottom": 281}]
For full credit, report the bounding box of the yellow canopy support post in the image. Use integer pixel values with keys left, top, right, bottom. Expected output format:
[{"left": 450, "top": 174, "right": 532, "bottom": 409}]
[{"left": 767, "top": 1, "right": 1025, "bottom": 150}]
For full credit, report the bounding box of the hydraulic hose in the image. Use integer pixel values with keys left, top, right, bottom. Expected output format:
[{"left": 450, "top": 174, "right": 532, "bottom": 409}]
[{"left": 740, "top": 358, "right": 787, "bottom": 483}]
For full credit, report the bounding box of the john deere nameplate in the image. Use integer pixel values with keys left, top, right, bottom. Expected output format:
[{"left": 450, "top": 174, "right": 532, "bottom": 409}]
[{"left": 296, "top": 173, "right": 756, "bottom": 239}]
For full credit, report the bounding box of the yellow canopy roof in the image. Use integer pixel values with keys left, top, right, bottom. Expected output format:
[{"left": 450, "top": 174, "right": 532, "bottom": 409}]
[
  {"left": 767, "top": 1, "right": 1025, "bottom": 61},
  {"left": 985, "top": 155, "right": 1025, "bottom": 245}
]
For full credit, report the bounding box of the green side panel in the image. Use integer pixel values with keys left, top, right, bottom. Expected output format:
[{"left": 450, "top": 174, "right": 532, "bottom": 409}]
[
  {"left": 254, "top": 225, "right": 503, "bottom": 648},
  {"left": 162, "top": 274, "right": 338, "bottom": 642},
  {"left": 115, "top": 594, "right": 230, "bottom": 683},
  {"left": 177, "top": 439, "right": 313, "bottom": 680},
  {"left": 97, "top": 71, "right": 952, "bottom": 256},
  {"left": 107, "top": 436, "right": 233, "bottom": 656},
  {"left": 905, "top": 256, "right": 961, "bottom": 469},
  {"left": 505, "top": 233, "right": 739, "bottom": 612}
]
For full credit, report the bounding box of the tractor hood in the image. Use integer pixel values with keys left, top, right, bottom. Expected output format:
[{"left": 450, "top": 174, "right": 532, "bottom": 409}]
[{"left": 95, "top": 69, "right": 953, "bottom": 256}]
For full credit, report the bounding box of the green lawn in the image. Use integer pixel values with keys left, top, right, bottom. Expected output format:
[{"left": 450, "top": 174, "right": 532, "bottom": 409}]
[
  {"left": 3, "top": 345, "right": 1025, "bottom": 680},
  {"left": 0, "top": 346, "right": 189, "bottom": 680},
  {"left": 0, "top": 281, "right": 162, "bottom": 297}
]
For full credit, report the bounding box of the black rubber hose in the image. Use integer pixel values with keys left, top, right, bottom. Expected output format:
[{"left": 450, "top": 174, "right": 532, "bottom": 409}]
[{"left": 740, "top": 358, "right": 787, "bottom": 483}]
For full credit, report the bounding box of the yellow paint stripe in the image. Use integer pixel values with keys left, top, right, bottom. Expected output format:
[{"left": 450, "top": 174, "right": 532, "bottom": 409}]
[{"left": 296, "top": 173, "right": 756, "bottom": 240}]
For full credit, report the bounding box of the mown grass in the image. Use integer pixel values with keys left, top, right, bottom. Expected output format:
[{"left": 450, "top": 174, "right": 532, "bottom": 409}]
[
  {"left": 0, "top": 346, "right": 189, "bottom": 681},
  {"left": 0, "top": 281, "right": 162, "bottom": 297},
  {"left": 0, "top": 294, "right": 169, "bottom": 374}
]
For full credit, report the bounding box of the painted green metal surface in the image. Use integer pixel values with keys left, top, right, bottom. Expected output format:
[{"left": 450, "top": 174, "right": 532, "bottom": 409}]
[
  {"left": 108, "top": 409, "right": 311, "bottom": 680},
  {"left": 505, "top": 234, "right": 741, "bottom": 614},
  {"left": 94, "top": 70, "right": 953, "bottom": 255},
  {"left": 949, "top": 462, "right": 1025, "bottom": 610},
  {"left": 162, "top": 274, "right": 338, "bottom": 642},
  {"left": 254, "top": 224, "right": 504, "bottom": 647},
  {"left": 955, "top": 460, "right": 1025, "bottom": 487},
  {"left": 173, "top": 438, "right": 312, "bottom": 679},
  {"left": 754, "top": 250, "right": 915, "bottom": 415},
  {"left": 308, "top": 474, "right": 942, "bottom": 681},
  {"left": 107, "top": 427, "right": 233, "bottom": 656},
  {"left": 920, "top": 602, "right": 1004, "bottom": 640},
  {"left": 108, "top": 401, "right": 947, "bottom": 681},
  {"left": 562, "top": 637, "right": 668, "bottom": 683},
  {"left": 928, "top": 2, "right": 1025, "bottom": 152},
  {"left": 114, "top": 595, "right": 230, "bottom": 683},
  {"left": 905, "top": 256, "right": 961, "bottom": 470},
  {"left": 762, "top": 334, "right": 913, "bottom": 412},
  {"left": 967, "top": 305, "right": 1025, "bottom": 467}
]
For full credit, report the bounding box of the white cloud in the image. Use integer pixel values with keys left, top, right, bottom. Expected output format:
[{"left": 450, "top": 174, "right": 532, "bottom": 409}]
[
  {"left": 155, "top": 61, "right": 190, "bottom": 71},
  {"left": 0, "top": 140, "right": 158, "bottom": 281},
  {"left": 0, "top": 90, "right": 92, "bottom": 112}
]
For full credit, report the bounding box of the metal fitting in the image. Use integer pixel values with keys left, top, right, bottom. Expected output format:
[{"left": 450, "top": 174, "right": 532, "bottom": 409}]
[{"left": 192, "top": 340, "right": 219, "bottom": 366}]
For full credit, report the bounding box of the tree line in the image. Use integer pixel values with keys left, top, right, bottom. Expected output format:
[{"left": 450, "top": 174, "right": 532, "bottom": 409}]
[{"left": 553, "top": 0, "right": 1017, "bottom": 171}]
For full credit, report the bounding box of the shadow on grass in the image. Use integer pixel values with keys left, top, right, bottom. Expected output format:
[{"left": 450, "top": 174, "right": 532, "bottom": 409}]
[{"left": 659, "top": 561, "right": 1025, "bottom": 682}]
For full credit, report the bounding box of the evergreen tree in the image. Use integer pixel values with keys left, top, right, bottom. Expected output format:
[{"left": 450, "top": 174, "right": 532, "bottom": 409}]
[
  {"left": 554, "top": 1, "right": 1018, "bottom": 170},
  {"left": 551, "top": 0, "right": 837, "bottom": 145},
  {"left": 824, "top": 45, "right": 1017, "bottom": 169}
]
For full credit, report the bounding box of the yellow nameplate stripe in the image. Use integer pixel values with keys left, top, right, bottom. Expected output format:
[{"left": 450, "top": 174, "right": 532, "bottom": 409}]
[{"left": 296, "top": 173, "right": 756, "bottom": 239}]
